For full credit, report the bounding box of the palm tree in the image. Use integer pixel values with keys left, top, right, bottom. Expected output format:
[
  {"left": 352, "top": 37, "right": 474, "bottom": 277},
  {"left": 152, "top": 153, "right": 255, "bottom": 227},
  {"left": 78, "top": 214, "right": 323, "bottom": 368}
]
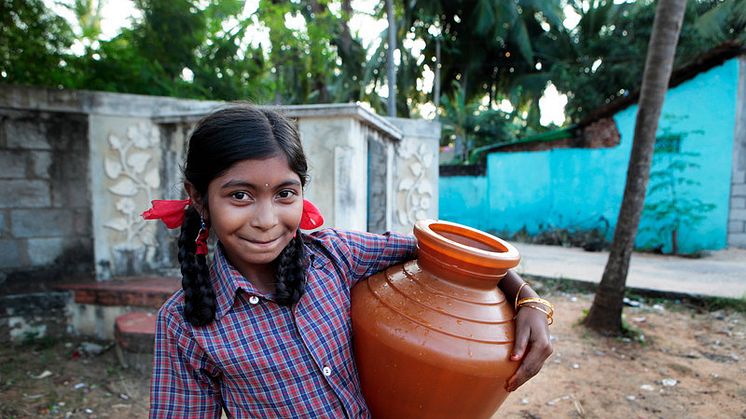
[
  {"left": 583, "top": 0, "right": 688, "bottom": 335},
  {"left": 385, "top": 0, "right": 397, "bottom": 116}
]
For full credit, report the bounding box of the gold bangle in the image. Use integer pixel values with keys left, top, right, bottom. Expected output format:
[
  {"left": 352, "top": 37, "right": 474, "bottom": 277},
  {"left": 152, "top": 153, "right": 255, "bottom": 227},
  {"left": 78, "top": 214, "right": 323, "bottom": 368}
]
[
  {"left": 517, "top": 297, "right": 555, "bottom": 325},
  {"left": 516, "top": 297, "right": 555, "bottom": 312},
  {"left": 514, "top": 282, "right": 529, "bottom": 311},
  {"left": 516, "top": 304, "right": 554, "bottom": 325}
]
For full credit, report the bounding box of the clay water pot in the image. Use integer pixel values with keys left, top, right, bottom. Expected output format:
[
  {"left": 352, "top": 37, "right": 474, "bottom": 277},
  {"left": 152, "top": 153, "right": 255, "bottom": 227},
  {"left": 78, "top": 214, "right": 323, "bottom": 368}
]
[{"left": 351, "top": 219, "right": 521, "bottom": 418}]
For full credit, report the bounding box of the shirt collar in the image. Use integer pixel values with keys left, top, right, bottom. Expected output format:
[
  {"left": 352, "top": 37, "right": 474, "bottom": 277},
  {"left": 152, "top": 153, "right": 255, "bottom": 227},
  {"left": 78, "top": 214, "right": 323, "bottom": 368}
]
[
  {"left": 209, "top": 238, "right": 324, "bottom": 320},
  {"left": 210, "top": 243, "right": 265, "bottom": 320}
]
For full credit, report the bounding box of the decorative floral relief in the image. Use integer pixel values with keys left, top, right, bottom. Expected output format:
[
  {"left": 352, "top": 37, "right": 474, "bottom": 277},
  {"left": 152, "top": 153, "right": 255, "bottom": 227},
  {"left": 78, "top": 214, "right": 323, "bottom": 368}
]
[
  {"left": 103, "top": 122, "right": 161, "bottom": 250},
  {"left": 396, "top": 141, "right": 435, "bottom": 226}
]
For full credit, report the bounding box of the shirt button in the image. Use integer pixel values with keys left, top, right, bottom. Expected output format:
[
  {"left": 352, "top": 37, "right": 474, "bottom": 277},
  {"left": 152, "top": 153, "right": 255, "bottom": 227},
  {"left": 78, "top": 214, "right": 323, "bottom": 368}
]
[
  {"left": 322, "top": 366, "right": 332, "bottom": 377},
  {"left": 248, "top": 295, "right": 260, "bottom": 305}
]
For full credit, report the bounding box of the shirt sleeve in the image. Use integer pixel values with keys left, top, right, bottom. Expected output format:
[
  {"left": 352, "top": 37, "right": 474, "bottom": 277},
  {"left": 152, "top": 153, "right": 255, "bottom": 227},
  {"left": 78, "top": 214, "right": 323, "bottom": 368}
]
[
  {"left": 330, "top": 229, "right": 417, "bottom": 288},
  {"left": 149, "top": 305, "right": 223, "bottom": 419}
]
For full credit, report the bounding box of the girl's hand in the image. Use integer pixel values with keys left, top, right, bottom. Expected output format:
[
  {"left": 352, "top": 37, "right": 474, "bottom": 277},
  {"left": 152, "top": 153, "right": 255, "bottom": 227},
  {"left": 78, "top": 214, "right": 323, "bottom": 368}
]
[{"left": 505, "top": 305, "right": 553, "bottom": 392}]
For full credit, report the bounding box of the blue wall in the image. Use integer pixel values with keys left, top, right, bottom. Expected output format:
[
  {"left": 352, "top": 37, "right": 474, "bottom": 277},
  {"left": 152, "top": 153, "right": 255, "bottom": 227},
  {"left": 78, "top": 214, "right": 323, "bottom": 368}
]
[
  {"left": 439, "top": 58, "right": 739, "bottom": 253},
  {"left": 439, "top": 175, "right": 489, "bottom": 230}
]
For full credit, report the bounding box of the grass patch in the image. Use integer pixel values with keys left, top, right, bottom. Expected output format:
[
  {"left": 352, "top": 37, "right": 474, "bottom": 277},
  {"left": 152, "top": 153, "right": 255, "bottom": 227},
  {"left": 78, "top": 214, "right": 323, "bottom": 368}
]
[
  {"left": 687, "top": 295, "right": 746, "bottom": 314},
  {"left": 621, "top": 317, "right": 649, "bottom": 345}
]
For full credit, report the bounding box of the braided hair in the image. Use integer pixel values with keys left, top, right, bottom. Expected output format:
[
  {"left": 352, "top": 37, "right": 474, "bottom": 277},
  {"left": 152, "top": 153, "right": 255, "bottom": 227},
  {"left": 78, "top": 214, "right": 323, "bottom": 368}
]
[{"left": 180, "top": 105, "right": 309, "bottom": 326}]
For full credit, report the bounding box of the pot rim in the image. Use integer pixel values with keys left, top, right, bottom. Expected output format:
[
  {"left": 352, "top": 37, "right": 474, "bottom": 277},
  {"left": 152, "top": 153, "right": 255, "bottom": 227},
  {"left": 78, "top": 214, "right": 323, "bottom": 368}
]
[{"left": 414, "top": 219, "right": 520, "bottom": 268}]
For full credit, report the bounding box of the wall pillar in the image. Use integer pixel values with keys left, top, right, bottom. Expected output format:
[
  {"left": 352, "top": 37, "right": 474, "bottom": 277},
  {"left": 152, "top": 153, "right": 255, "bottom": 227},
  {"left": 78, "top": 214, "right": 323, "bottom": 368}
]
[{"left": 729, "top": 57, "right": 746, "bottom": 248}]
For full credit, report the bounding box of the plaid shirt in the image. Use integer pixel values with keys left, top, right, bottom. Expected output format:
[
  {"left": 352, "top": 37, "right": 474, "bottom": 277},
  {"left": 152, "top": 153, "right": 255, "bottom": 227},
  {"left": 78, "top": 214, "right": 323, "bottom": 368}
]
[{"left": 150, "top": 229, "right": 417, "bottom": 418}]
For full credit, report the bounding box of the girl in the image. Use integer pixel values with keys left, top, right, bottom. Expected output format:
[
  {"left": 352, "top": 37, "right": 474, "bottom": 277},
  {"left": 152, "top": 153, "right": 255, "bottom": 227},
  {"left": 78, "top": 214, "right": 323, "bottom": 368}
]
[{"left": 146, "top": 105, "right": 553, "bottom": 418}]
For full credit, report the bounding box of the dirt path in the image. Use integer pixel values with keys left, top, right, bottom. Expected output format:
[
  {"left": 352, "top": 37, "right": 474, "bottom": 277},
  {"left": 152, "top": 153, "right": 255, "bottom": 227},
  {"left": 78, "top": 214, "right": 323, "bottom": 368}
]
[
  {"left": 498, "top": 292, "right": 746, "bottom": 418},
  {"left": 1, "top": 290, "right": 744, "bottom": 418}
]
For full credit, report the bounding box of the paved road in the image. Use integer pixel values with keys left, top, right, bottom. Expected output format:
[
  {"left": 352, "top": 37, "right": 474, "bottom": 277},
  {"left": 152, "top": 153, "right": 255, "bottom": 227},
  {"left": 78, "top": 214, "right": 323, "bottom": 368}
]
[{"left": 512, "top": 243, "right": 746, "bottom": 299}]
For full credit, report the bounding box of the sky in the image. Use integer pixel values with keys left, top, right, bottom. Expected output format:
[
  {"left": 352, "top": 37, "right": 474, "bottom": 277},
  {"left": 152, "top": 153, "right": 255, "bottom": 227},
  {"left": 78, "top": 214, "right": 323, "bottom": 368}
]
[{"left": 46, "top": 0, "right": 569, "bottom": 125}]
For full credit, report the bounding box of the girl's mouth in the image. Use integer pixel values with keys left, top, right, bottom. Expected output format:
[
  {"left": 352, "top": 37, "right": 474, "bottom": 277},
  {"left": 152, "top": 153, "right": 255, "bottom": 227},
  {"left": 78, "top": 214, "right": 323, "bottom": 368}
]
[{"left": 244, "top": 236, "right": 281, "bottom": 247}]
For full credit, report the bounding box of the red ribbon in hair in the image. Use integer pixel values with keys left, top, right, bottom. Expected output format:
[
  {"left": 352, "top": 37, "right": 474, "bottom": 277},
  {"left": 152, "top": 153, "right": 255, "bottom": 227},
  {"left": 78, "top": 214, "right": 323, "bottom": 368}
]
[
  {"left": 300, "top": 199, "right": 324, "bottom": 230},
  {"left": 141, "top": 198, "right": 191, "bottom": 229},
  {"left": 195, "top": 227, "right": 209, "bottom": 255},
  {"left": 141, "top": 198, "right": 324, "bottom": 230}
]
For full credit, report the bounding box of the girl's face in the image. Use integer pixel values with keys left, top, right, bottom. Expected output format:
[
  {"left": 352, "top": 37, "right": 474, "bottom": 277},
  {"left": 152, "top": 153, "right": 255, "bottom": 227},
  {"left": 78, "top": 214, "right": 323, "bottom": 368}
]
[{"left": 204, "top": 155, "right": 303, "bottom": 275}]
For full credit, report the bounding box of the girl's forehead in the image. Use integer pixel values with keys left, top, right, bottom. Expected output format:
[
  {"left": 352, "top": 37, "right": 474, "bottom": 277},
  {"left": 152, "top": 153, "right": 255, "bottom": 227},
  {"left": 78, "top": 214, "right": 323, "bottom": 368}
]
[{"left": 215, "top": 156, "right": 300, "bottom": 184}]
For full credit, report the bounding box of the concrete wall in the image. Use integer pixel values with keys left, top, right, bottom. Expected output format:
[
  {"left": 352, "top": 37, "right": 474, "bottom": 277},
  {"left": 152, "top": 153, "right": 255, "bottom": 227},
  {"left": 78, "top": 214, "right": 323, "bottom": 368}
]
[
  {"left": 439, "top": 58, "right": 740, "bottom": 253},
  {"left": 386, "top": 117, "right": 441, "bottom": 234},
  {"left": 729, "top": 57, "right": 746, "bottom": 247},
  {"left": 0, "top": 109, "right": 93, "bottom": 292},
  {"left": 0, "top": 292, "right": 72, "bottom": 341},
  {"left": 0, "top": 86, "right": 440, "bottom": 285}
]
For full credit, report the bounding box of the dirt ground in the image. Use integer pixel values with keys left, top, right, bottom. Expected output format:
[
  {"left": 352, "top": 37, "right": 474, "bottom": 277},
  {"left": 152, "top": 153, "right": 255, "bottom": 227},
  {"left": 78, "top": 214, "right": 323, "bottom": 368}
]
[{"left": 1, "top": 288, "right": 744, "bottom": 418}]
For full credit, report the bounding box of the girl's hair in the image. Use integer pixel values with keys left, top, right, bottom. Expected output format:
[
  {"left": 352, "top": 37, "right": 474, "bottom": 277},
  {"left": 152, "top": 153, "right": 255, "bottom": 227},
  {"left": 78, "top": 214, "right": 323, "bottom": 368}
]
[{"left": 179, "top": 105, "right": 309, "bottom": 326}]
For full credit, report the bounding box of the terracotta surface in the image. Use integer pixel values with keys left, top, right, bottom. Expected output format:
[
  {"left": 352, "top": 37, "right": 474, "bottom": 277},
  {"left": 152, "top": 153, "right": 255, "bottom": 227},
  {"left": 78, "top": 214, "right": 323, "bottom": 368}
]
[{"left": 351, "top": 220, "right": 521, "bottom": 418}]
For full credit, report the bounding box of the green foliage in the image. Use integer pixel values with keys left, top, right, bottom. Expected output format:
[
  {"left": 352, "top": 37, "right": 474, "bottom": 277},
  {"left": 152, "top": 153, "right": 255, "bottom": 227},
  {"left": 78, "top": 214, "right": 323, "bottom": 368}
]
[
  {"left": 405, "top": 0, "right": 565, "bottom": 117},
  {"left": 0, "top": 0, "right": 76, "bottom": 86},
  {"left": 640, "top": 118, "right": 716, "bottom": 255},
  {"left": 551, "top": 0, "right": 743, "bottom": 121},
  {"left": 1, "top": 0, "right": 742, "bottom": 147},
  {"left": 694, "top": 0, "right": 746, "bottom": 44},
  {"left": 134, "top": 0, "right": 206, "bottom": 80},
  {"left": 439, "top": 81, "right": 518, "bottom": 162}
]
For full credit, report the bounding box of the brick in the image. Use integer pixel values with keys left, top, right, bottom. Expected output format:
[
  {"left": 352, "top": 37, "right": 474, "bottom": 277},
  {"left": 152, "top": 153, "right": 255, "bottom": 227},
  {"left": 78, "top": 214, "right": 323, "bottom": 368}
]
[
  {"left": 731, "top": 184, "right": 746, "bottom": 197},
  {"left": 728, "top": 220, "right": 745, "bottom": 233},
  {"left": 731, "top": 197, "right": 746, "bottom": 209},
  {"left": 58, "top": 277, "right": 180, "bottom": 307},
  {"left": 50, "top": 152, "right": 90, "bottom": 208},
  {"left": 0, "top": 180, "right": 50, "bottom": 208},
  {"left": 0, "top": 151, "right": 28, "bottom": 178},
  {"left": 26, "top": 237, "right": 65, "bottom": 265},
  {"left": 31, "top": 151, "right": 52, "bottom": 179},
  {"left": 728, "top": 233, "right": 746, "bottom": 247},
  {"left": 72, "top": 208, "right": 92, "bottom": 236},
  {"left": 732, "top": 170, "right": 746, "bottom": 184},
  {"left": 11, "top": 209, "right": 74, "bottom": 238},
  {"left": 48, "top": 115, "right": 88, "bottom": 151},
  {"left": 0, "top": 239, "right": 23, "bottom": 268},
  {"left": 730, "top": 209, "right": 746, "bottom": 221},
  {"left": 5, "top": 119, "right": 51, "bottom": 150}
]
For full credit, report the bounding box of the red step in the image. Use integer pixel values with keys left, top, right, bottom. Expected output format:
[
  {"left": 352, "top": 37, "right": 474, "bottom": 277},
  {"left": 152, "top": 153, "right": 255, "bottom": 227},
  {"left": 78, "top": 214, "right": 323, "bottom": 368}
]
[
  {"left": 57, "top": 276, "right": 180, "bottom": 308},
  {"left": 115, "top": 311, "right": 157, "bottom": 353},
  {"left": 114, "top": 311, "right": 160, "bottom": 373}
]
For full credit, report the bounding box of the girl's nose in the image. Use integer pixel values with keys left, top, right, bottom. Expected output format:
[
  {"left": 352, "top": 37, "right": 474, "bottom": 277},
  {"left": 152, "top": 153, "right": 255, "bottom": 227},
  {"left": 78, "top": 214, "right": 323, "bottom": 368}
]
[{"left": 250, "top": 199, "right": 278, "bottom": 230}]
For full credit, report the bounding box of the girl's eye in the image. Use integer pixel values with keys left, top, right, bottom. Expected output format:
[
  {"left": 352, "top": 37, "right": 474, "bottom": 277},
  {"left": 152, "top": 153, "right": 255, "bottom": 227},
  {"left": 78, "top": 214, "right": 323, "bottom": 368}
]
[
  {"left": 231, "top": 191, "right": 250, "bottom": 200},
  {"left": 277, "top": 190, "right": 297, "bottom": 199}
]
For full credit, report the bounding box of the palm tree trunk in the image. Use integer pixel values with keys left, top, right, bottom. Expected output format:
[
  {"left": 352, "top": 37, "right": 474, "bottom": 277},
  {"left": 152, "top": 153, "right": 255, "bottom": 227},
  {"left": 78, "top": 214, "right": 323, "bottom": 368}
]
[
  {"left": 386, "top": 0, "right": 397, "bottom": 117},
  {"left": 434, "top": 37, "right": 441, "bottom": 120},
  {"left": 584, "top": 0, "right": 687, "bottom": 335}
]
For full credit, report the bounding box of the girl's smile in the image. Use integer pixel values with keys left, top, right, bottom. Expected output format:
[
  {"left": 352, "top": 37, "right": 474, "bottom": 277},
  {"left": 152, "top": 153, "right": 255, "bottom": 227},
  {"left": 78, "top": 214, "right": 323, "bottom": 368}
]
[{"left": 202, "top": 155, "right": 304, "bottom": 290}]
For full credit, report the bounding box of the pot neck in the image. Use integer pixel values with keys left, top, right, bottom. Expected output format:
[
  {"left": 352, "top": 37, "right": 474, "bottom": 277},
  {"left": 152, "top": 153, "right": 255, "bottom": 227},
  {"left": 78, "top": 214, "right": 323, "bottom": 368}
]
[
  {"left": 413, "top": 220, "right": 520, "bottom": 289},
  {"left": 416, "top": 250, "right": 507, "bottom": 289}
]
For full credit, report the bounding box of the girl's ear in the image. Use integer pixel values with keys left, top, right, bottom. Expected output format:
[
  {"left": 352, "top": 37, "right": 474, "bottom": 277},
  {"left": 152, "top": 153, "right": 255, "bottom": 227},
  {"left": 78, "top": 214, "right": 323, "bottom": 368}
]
[{"left": 184, "top": 182, "right": 208, "bottom": 218}]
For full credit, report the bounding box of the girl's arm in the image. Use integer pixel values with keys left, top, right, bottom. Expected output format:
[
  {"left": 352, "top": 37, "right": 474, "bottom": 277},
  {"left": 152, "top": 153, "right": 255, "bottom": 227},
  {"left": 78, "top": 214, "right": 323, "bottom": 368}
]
[
  {"left": 150, "top": 307, "right": 223, "bottom": 419},
  {"left": 498, "top": 270, "right": 554, "bottom": 392},
  {"left": 321, "top": 229, "right": 417, "bottom": 288}
]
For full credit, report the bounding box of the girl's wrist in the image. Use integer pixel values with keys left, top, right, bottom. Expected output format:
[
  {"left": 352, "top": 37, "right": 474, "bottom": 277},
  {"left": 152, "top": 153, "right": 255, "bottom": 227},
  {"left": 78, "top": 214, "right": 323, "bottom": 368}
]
[{"left": 515, "top": 296, "right": 554, "bottom": 325}]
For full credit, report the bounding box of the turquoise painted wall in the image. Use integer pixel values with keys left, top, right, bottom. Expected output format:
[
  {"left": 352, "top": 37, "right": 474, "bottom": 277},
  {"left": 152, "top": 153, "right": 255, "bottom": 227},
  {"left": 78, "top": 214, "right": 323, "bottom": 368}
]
[
  {"left": 439, "top": 58, "right": 739, "bottom": 253},
  {"left": 439, "top": 175, "right": 488, "bottom": 230}
]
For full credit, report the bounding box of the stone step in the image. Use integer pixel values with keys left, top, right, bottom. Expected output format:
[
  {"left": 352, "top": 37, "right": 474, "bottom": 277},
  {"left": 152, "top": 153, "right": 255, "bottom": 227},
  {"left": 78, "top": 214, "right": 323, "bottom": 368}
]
[
  {"left": 114, "top": 311, "right": 158, "bottom": 374},
  {"left": 56, "top": 276, "right": 180, "bottom": 340},
  {"left": 57, "top": 276, "right": 180, "bottom": 308}
]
